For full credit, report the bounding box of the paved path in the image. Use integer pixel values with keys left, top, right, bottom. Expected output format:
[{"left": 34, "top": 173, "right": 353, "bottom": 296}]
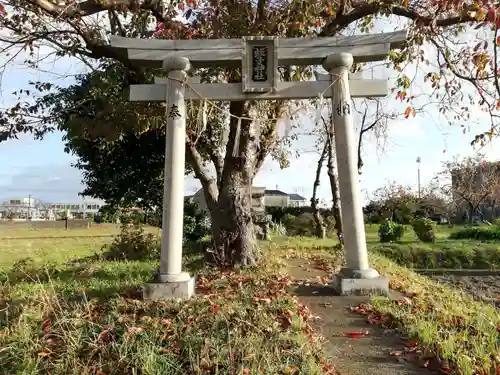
[{"left": 286, "top": 258, "right": 433, "bottom": 375}]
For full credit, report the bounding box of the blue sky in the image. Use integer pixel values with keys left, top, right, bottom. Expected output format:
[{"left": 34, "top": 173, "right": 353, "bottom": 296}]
[{"left": 0, "top": 31, "right": 497, "bottom": 205}]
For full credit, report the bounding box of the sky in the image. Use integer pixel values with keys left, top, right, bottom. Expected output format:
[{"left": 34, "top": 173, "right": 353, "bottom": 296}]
[{"left": 0, "top": 20, "right": 498, "bottom": 206}]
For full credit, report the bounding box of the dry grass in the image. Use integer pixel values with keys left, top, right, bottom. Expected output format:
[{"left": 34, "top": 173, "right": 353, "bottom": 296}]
[
  {"left": 4, "top": 224, "right": 499, "bottom": 375},
  {"left": 0, "top": 226, "right": 336, "bottom": 375}
]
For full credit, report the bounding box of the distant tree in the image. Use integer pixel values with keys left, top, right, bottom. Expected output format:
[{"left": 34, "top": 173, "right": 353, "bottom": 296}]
[
  {"left": 371, "top": 182, "right": 419, "bottom": 224},
  {"left": 441, "top": 156, "right": 500, "bottom": 224},
  {"left": 366, "top": 181, "right": 449, "bottom": 224}
]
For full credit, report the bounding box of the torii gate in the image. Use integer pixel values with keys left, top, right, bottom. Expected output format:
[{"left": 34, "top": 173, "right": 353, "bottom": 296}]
[{"left": 109, "top": 31, "right": 407, "bottom": 300}]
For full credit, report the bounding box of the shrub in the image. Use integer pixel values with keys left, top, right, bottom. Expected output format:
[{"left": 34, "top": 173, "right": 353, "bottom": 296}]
[
  {"left": 286, "top": 212, "right": 316, "bottom": 236},
  {"left": 378, "top": 220, "right": 405, "bottom": 243},
  {"left": 449, "top": 227, "right": 500, "bottom": 241},
  {"left": 373, "top": 243, "right": 500, "bottom": 269},
  {"left": 183, "top": 199, "right": 211, "bottom": 244},
  {"left": 411, "top": 218, "right": 436, "bottom": 243},
  {"left": 496, "top": 218, "right": 500, "bottom": 228},
  {"left": 101, "top": 222, "right": 160, "bottom": 261},
  {"left": 281, "top": 213, "right": 296, "bottom": 228}
]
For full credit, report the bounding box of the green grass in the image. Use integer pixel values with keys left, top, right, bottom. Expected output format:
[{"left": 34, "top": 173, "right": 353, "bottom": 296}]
[
  {"left": 3, "top": 224, "right": 500, "bottom": 375},
  {"left": 0, "top": 225, "right": 160, "bottom": 269},
  {"left": 0, "top": 226, "right": 335, "bottom": 375},
  {"left": 366, "top": 224, "right": 500, "bottom": 269}
]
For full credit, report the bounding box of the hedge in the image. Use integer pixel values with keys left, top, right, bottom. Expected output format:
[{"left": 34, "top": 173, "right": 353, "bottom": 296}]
[
  {"left": 373, "top": 244, "right": 500, "bottom": 269},
  {"left": 448, "top": 227, "right": 500, "bottom": 241}
]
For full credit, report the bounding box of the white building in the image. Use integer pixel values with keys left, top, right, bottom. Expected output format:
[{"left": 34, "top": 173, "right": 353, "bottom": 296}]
[
  {"left": 0, "top": 197, "right": 39, "bottom": 219},
  {"left": 0, "top": 197, "right": 106, "bottom": 220}
]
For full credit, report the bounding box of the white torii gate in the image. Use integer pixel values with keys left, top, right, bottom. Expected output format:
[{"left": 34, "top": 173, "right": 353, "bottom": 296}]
[{"left": 109, "top": 31, "right": 407, "bottom": 299}]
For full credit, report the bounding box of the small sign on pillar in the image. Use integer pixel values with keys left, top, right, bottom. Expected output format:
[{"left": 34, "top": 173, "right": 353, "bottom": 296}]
[{"left": 242, "top": 36, "right": 278, "bottom": 93}]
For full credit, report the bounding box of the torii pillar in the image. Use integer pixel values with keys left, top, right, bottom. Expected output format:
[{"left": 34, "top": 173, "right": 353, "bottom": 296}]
[
  {"left": 142, "top": 56, "right": 196, "bottom": 300},
  {"left": 323, "top": 53, "right": 388, "bottom": 295}
]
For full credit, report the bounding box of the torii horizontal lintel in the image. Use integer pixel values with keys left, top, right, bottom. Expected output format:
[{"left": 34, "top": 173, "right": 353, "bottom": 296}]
[
  {"left": 125, "top": 43, "right": 392, "bottom": 68},
  {"left": 109, "top": 30, "right": 408, "bottom": 68},
  {"left": 129, "top": 80, "right": 389, "bottom": 102},
  {"left": 110, "top": 30, "right": 407, "bottom": 51}
]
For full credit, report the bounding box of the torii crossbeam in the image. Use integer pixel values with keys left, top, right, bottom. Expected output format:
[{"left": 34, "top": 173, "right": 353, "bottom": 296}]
[{"left": 109, "top": 30, "right": 408, "bottom": 300}]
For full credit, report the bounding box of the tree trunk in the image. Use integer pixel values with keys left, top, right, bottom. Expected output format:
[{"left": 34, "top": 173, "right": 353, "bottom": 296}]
[
  {"left": 186, "top": 96, "right": 282, "bottom": 268},
  {"left": 468, "top": 202, "right": 474, "bottom": 225},
  {"left": 196, "top": 101, "right": 261, "bottom": 267},
  {"left": 311, "top": 141, "right": 328, "bottom": 238},
  {"left": 326, "top": 137, "right": 343, "bottom": 243},
  {"left": 208, "top": 166, "right": 259, "bottom": 267}
]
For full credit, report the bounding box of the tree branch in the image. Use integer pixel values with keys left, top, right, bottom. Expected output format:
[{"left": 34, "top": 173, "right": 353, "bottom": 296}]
[
  {"left": 185, "top": 141, "right": 219, "bottom": 209},
  {"left": 26, "top": 0, "right": 165, "bottom": 19},
  {"left": 320, "top": 1, "right": 475, "bottom": 36}
]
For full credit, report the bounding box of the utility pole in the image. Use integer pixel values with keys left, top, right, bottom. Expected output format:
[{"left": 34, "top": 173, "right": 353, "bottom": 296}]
[
  {"left": 27, "top": 194, "right": 31, "bottom": 220},
  {"left": 416, "top": 157, "right": 421, "bottom": 199}
]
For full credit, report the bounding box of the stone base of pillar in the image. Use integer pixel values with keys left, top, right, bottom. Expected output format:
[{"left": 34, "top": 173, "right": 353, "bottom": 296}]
[
  {"left": 142, "top": 272, "right": 195, "bottom": 300},
  {"left": 331, "top": 268, "right": 389, "bottom": 296}
]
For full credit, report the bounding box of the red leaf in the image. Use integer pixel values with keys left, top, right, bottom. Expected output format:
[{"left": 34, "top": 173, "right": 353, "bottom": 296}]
[
  {"left": 488, "top": 7, "right": 496, "bottom": 22},
  {"left": 42, "top": 318, "right": 51, "bottom": 333},
  {"left": 211, "top": 303, "right": 221, "bottom": 314},
  {"left": 315, "top": 265, "right": 330, "bottom": 271},
  {"left": 343, "top": 331, "right": 369, "bottom": 338}
]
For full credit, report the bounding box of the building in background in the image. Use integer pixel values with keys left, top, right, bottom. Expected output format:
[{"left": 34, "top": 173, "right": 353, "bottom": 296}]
[
  {"left": 263, "top": 189, "right": 307, "bottom": 207},
  {"left": 0, "top": 196, "right": 105, "bottom": 220},
  {"left": 187, "top": 187, "right": 307, "bottom": 211}
]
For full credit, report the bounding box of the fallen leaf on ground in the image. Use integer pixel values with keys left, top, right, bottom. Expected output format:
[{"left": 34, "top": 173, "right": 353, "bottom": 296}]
[
  {"left": 126, "top": 326, "right": 144, "bottom": 335},
  {"left": 211, "top": 303, "right": 221, "bottom": 314},
  {"left": 281, "top": 365, "right": 300, "bottom": 375},
  {"left": 343, "top": 331, "right": 370, "bottom": 338},
  {"left": 38, "top": 348, "right": 52, "bottom": 357},
  {"left": 315, "top": 265, "right": 330, "bottom": 271}
]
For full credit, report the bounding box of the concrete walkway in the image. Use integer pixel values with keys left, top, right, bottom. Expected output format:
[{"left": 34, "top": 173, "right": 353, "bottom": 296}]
[{"left": 287, "top": 258, "right": 432, "bottom": 375}]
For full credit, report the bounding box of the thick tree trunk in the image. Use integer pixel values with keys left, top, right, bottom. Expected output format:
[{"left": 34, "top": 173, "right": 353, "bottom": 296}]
[
  {"left": 190, "top": 100, "right": 261, "bottom": 267},
  {"left": 209, "top": 171, "right": 259, "bottom": 268},
  {"left": 186, "top": 93, "right": 282, "bottom": 268},
  {"left": 326, "top": 137, "right": 343, "bottom": 243},
  {"left": 311, "top": 141, "right": 328, "bottom": 238}
]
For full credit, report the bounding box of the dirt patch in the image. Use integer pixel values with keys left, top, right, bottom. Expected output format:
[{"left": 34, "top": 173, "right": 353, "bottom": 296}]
[
  {"left": 287, "top": 258, "right": 433, "bottom": 375},
  {"left": 428, "top": 273, "right": 500, "bottom": 308}
]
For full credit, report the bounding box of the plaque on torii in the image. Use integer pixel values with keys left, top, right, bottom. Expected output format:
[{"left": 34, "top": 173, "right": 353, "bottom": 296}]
[{"left": 108, "top": 30, "right": 408, "bottom": 300}]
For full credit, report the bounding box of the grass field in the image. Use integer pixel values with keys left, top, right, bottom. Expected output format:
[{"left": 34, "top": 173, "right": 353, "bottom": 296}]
[
  {"left": 0, "top": 225, "right": 336, "bottom": 374},
  {"left": 0, "top": 225, "right": 160, "bottom": 269},
  {"left": 1, "top": 224, "right": 500, "bottom": 375}
]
